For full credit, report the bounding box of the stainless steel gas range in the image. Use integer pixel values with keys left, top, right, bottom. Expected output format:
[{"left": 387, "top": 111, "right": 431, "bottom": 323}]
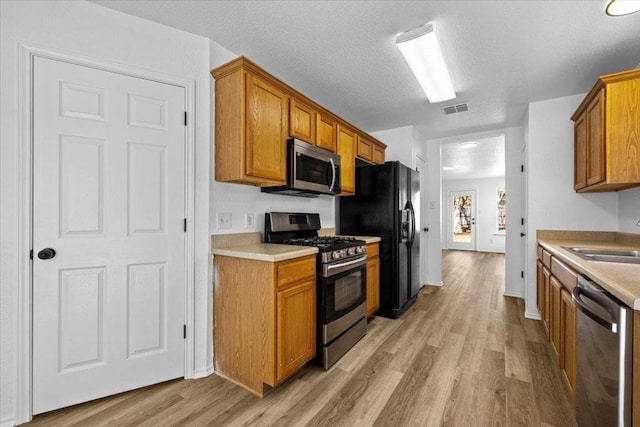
[{"left": 265, "top": 212, "right": 367, "bottom": 369}]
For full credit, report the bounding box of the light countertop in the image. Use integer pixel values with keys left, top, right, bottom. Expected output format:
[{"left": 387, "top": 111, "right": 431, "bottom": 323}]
[
  {"left": 537, "top": 232, "right": 640, "bottom": 310},
  {"left": 212, "top": 243, "right": 318, "bottom": 262}
]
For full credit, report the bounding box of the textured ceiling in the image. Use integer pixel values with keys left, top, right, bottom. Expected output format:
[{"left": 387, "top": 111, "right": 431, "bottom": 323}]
[
  {"left": 92, "top": 0, "right": 640, "bottom": 139},
  {"left": 441, "top": 135, "right": 505, "bottom": 180}
]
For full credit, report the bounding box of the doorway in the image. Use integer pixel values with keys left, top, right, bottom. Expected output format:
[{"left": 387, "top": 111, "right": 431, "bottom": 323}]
[
  {"left": 32, "top": 56, "right": 188, "bottom": 414},
  {"left": 448, "top": 190, "right": 476, "bottom": 250}
]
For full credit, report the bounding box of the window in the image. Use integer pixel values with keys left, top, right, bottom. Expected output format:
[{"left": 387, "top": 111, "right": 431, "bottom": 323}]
[{"left": 497, "top": 188, "right": 506, "bottom": 233}]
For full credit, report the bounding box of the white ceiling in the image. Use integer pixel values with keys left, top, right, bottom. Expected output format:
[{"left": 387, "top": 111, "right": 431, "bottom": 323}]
[
  {"left": 92, "top": 0, "right": 640, "bottom": 139},
  {"left": 441, "top": 135, "right": 505, "bottom": 180}
]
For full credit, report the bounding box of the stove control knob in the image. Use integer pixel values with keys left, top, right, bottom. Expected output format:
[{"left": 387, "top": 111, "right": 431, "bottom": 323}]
[
  {"left": 356, "top": 246, "right": 364, "bottom": 254},
  {"left": 332, "top": 251, "right": 341, "bottom": 260},
  {"left": 347, "top": 248, "right": 355, "bottom": 256}
]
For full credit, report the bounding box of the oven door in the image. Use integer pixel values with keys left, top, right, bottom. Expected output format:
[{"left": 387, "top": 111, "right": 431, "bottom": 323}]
[{"left": 321, "top": 256, "right": 367, "bottom": 326}]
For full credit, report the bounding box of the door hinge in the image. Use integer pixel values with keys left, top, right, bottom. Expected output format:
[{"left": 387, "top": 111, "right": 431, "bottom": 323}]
[
  {"left": 184, "top": 112, "right": 187, "bottom": 126},
  {"left": 29, "top": 249, "right": 33, "bottom": 260},
  {"left": 183, "top": 218, "right": 187, "bottom": 232},
  {"left": 183, "top": 324, "right": 187, "bottom": 339},
  {"left": 521, "top": 218, "right": 524, "bottom": 225},
  {"left": 521, "top": 271, "right": 524, "bottom": 278},
  {"left": 521, "top": 165, "right": 524, "bottom": 172}
]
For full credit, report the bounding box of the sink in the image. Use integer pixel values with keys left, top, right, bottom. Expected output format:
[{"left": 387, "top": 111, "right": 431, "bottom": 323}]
[{"left": 563, "top": 247, "right": 640, "bottom": 264}]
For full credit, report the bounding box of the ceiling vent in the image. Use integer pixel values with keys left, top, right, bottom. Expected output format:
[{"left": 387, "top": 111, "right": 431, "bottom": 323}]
[{"left": 442, "top": 102, "right": 469, "bottom": 115}]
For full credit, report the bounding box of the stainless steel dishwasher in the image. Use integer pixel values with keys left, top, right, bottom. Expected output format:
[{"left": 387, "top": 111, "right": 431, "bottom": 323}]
[{"left": 572, "top": 275, "right": 633, "bottom": 426}]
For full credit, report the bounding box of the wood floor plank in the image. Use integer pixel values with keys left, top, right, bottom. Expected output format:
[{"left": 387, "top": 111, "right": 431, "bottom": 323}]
[{"left": 27, "top": 250, "right": 576, "bottom": 427}]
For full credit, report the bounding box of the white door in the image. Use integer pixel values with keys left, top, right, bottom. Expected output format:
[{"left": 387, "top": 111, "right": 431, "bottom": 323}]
[
  {"left": 33, "top": 57, "right": 186, "bottom": 414},
  {"left": 448, "top": 190, "right": 476, "bottom": 251}
]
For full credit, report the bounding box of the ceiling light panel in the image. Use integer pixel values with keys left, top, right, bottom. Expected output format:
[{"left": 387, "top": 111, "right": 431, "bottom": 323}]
[
  {"left": 396, "top": 23, "right": 456, "bottom": 103},
  {"left": 605, "top": 0, "right": 640, "bottom": 15}
]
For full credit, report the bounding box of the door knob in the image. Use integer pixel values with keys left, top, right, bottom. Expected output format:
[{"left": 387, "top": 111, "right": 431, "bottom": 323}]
[
  {"left": 37, "top": 248, "right": 56, "bottom": 260},
  {"left": 423, "top": 228, "right": 429, "bottom": 232},
  {"left": 520, "top": 233, "right": 526, "bottom": 237}
]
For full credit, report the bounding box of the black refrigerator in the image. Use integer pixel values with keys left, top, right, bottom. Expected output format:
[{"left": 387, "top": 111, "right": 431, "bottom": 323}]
[{"left": 337, "top": 161, "right": 420, "bottom": 319}]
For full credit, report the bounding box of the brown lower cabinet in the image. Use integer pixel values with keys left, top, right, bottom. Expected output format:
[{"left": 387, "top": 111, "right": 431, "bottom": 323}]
[
  {"left": 536, "top": 245, "right": 578, "bottom": 400},
  {"left": 366, "top": 242, "right": 380, "bottom": 316},
  {"left": 213, "top": 254, "right": 316, "bottom": 397}
]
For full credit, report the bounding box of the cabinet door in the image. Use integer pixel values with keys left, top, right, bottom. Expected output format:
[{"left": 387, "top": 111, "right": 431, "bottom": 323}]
[
  {"left": 536, "top": 260, "right": 545, "bottom": 317},
  {"left": 357, "top": 134, "right": 373, "bottom": 162},
  {"left": 290, "top": 97, "right": 316, "bottom": 145},
  {"left": 337, "top": 124, "right": 356, "bottom": 195},
  {"left": 276, "top": 280, "right": 316, "bottom": 383},
  {"left": 550, "top": 276, "right": 562, "bottom": 359},
  {"left": 373, "top": 143, "right": 385, "bottom": 164},
  {"left": 587, "top": 91, "right": 605, "bottom": 186},
  {"left": 366, "top": 256, "right": 380, "bottom": 316},
  {"left": 316, "top": 112, "right": 337, "bottom": 153},
  {"left": 245, "top": 72, "right": 288, "bottom": 182},
  {"left": 574, "top": 113, "right": 587, "bottom": 190},
  {"left": 561, "top": 288, "right": 577, "bottom": 397},
  {"left": 543, "top": 267, "right": 551, "bottom": 333}
]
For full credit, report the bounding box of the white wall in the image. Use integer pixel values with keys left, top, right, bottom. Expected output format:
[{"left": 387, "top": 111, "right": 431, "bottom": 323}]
[
  {"left": 619, "top": 187, "right": 640, "bottom": 233},
  {"left": 441, "top": 177, "right": 506, "bottom": 253},
  {"left": 525, "top": 93, "right": 619, "bottom": 318},
  {"left": 371, "top": 125, "right": 416, "bottom": 168},
  {"left": 426, "top": 127, "right": 523, "bottom": 293},
  {"left": 1, "top": 2, "right": 211, "bottom": 424}
]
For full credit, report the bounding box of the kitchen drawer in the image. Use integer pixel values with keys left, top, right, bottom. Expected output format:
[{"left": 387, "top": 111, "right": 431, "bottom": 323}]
[
  {"left": 542, "top": 249, "right": 552, "bottom": 269},
  {"left": 367, "top": 242, "right": 379, "bottom": 258},
  {"left": 277, "top": 255, "right": 316, "bottom": 289},
  {"left": 551, "top": 257, "right": 578, "bottom": 291}
]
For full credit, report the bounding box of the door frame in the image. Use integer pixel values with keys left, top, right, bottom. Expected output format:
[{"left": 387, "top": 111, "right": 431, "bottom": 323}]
[
  {"left": 15, "top": 42, "right": 196, "bottom": 423},
  {"left": 447, "top": 189, "right": 477, "bottom": 251}
]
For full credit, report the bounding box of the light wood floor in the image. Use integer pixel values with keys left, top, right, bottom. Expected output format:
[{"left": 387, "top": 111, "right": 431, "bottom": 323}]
[{"left": 28, "top": 250, "right": 575, "bottom": 426}]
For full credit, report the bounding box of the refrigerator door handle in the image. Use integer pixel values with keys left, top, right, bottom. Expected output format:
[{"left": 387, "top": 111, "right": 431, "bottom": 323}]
[{"left": 407, "top": 201, "right": 416, "bottom": 248}]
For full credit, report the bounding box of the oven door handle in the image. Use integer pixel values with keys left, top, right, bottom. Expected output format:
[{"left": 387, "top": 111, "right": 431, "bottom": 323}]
[{"left": 326, "top": 255, "right": 367, "bottom": 270}]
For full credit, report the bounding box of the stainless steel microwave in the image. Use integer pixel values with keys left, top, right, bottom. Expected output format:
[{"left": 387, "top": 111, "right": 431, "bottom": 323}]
[{"left": 261, "top": 138, "right": 341, "bottom": 197}]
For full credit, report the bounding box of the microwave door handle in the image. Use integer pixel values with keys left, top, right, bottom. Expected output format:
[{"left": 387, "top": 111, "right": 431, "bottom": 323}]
[{"left": 328, "top": 158, "right": 336, "bottom": 193}]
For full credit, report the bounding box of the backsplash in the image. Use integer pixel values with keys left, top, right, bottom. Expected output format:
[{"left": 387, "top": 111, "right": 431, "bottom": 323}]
[{"left": 210, "top": 180, "right": 335, "bottom": 237}]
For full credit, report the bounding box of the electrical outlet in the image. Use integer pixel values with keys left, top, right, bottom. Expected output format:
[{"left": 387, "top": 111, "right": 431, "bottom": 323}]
[
  {"left": 245, "top": 213, "right": 255, "bottom": 229},
  {"left": 217, "top": 212, "right": 232, "bottom": 230}
]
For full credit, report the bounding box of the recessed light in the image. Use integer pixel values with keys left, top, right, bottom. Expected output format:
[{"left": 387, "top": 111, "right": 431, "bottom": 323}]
[
  {"left": 605, "top": 0, "right": 640, "bottom": 15},
  {"left": 458, "top": 141, "right": 478, "bottom": 149}
]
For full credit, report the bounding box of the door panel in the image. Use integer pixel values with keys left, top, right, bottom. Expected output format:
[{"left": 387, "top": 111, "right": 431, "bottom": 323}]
[
  {"left": 448, "top": 190, "right": 476, "bottom": 251},
  {"left": 33, "top": 57, "right": 186, "bottom": 414}
]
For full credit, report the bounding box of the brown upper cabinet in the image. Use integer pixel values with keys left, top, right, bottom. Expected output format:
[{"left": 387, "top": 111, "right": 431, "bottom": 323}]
[
  {"left": 337, "top": 123, "right": 357, "bottom": 195},
  {"left": 289, "top": 97, "right": 316, "bottom": 145},
  {"left": 211, "top": 56, "right": 386, "bottom": 190},
  {"left": 316, "top": 112, "right": 337, "bottom": 153},
  {"left": 571, "top": 68, "right": 640, "bottom": 192},
  {"left": 357, "top": 134, "right": 373, "bottom": 162},
  {"left": 212, "top": 58, "right": 288, "bottom": 186}
]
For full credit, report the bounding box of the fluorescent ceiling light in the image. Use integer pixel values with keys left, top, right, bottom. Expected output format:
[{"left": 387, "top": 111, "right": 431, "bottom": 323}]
[
  {"left": 396, "top": 23, "right": 456, "bottom": 103},
  {"left": 605, "top": 0, "right": 640, "bottom": 15},
  {"left": 458, "top": 141, "right": 478, "bottom": 149}
]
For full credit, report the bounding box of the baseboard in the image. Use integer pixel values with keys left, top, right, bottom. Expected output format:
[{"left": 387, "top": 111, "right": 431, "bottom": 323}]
[
  {"left": 426, "top": 281, "right": 443, "bottom": 287},
  {"left": 502, "top": 291, "right": 523, "bottom": 298},
  {"left": 1, "top": 416, "right": 16, "bottom": 427},
  {"left": 192, "top": 363, "right": 213, "bottom": 379},
  {"left": 524, "top": 310, "right": 541, "bottom": 320}
]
